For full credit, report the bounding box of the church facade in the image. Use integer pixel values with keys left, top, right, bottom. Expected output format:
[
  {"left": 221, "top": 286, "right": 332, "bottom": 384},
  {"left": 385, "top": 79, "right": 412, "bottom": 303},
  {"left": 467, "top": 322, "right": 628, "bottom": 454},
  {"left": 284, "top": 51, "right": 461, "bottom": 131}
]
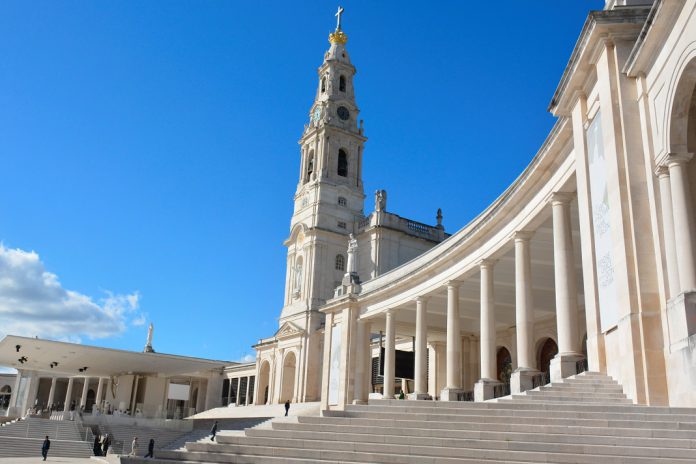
[{"left": 254, "top": 0, "right": 696, "bottom": 409}]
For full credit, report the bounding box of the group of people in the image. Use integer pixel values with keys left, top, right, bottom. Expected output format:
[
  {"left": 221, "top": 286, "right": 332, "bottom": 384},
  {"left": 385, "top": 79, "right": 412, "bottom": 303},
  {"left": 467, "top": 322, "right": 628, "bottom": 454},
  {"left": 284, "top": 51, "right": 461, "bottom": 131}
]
[
  {"left": 92, "top": 433, "right": 112, "bottom": 456},
  {"left": 129, "top": 436, "right": 156, "bottom": 458}
]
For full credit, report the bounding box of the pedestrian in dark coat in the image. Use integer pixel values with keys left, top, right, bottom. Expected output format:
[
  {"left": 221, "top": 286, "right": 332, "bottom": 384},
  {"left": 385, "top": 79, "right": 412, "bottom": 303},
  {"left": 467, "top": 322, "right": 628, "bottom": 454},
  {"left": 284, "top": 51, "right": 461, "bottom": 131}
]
[
  {"left": 284, "top": 400, "right": 290, "bottom": 416},
  {"left": 144, "top": 438, "right": 155, "bottom": 458},
  {"left": 41, "top": 436, "right": 50, "bottom": 461},
  {"left": 210, "top": 420, "right": 218, "bottom": 441},
  {"left": 93, "top": 434, "right": 101, "bottom": 456}
]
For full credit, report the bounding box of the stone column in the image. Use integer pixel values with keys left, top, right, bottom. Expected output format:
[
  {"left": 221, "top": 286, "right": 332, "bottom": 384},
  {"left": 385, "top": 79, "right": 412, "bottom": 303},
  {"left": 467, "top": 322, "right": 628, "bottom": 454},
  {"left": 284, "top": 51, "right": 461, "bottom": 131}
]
[
  {"left": 63, "top": 378, "right": 74, "bottom": 414},
  {"left": 657, "top": 167, "right": 680, "bottom": 298},
  {"left": 46, "top": 377, "right": 57, "bottom": 410},
  {"left": 94, "top": 378, "right": 105, "bottom": 413},
  {"left": 475, "top": 259, "right": 499, "bottom": 401},
  {"left": 383, "top": 310, "right": 396, "bottom": 399},
  {"left": 667, "top": 153, "right": 696, "bottom": 292},
  {"left": 80, "top": 377, "right": 90, "bottom": 410},
  {"left": 511, "top": 232, "right": 538, "bottom": 393},
  {"left": 411, "top": 296, "right": 430, "bottom": 399},
  {"left": 352, "top": 319, "right": 370, "bottom": 404},
  {"left": 550, "top": 193, "right": 583, "bottom": 382},
  {"left": 441, "top": 282, "right": 464, "bottom": 401}
]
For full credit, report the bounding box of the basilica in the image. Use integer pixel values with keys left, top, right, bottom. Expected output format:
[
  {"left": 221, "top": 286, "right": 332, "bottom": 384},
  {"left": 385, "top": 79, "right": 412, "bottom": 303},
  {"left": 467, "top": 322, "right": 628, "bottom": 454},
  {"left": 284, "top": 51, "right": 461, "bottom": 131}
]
[{"left": 3, "top": 0, "right": 696, "bottom": 438}]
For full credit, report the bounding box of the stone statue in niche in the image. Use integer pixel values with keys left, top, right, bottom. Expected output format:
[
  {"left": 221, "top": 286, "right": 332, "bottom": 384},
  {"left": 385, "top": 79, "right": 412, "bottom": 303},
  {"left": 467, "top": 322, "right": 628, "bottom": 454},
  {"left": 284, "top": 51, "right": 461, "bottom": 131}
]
[
  {"left": 375, "top": 190, "right": 387, "bottom": 212},
  {"left": 293, "top": 261, "right": 303, "bottom": 295}
]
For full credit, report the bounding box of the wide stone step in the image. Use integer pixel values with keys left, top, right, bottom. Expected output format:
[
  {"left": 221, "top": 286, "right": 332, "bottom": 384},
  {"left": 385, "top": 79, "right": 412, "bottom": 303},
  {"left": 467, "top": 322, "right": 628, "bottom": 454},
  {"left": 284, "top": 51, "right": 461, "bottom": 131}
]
[
  {"left": 366, "top": 398, "right": 696, "bottom": 415},
  {"left": 176, "top": 438, "right": 696, "bottom": 463},
  {"left": 344, "top": 404, "right": 696, "bottom": 424},
  {"left": 506, "top": 394, "right": 633, "bottom": 404},
  {"left": 249, "top": 425, "right": 696, "bottom": 452},
  {"left": 0, "top": 436, "right": 92, "bottom": 458},
  {"left": 316, "top": 411, "right": 696, "bottom": 432},
  {"left": 280, "top": 417, "right": 696, "bottom": 440},
  {"left": 219, "top": 428, "right": 696, "bottom": 460},
  {"left": 522, "top": 390, "right": 626, "bottom": 398},
  {"left": 345, "top": 404, "right": 696, "bottom": 423}
]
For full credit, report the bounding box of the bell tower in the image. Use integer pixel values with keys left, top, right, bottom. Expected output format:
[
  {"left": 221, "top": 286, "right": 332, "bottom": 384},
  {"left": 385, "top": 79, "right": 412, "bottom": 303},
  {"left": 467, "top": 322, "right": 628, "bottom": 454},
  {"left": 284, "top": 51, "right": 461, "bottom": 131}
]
[{"left": 280, "top": 7, "right": 367, "bottom": 324}]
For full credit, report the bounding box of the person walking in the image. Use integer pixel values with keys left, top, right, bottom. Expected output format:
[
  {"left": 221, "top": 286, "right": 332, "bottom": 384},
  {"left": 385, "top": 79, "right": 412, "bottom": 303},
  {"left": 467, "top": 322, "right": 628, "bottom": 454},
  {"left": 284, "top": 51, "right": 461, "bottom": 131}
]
[
  {"left": 144, "top": 438, "right": 155, "bottom": 458},
  {"left": 210, "top": 420, "right": 218, "bottom": 441},
  {"left": 130, "top": 436, "right": 139, "bottom": 456},
  {"left": 284, "top": 400, "right": 290, "bottom": 416},
  {"left": 101, "top": 433, "right": 111, "bottom": 456},
  {"left": 41, "top": 435, "right": 50, "bottom": 461},
  {"left": 69, "top": 400, "right": 76, "bottom": 421}
]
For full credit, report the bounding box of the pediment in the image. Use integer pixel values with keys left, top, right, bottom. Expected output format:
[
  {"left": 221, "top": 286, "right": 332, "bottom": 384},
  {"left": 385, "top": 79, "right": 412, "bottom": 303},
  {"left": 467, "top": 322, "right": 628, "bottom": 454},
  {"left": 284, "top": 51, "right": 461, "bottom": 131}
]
[{"left": 275, "top": 321, "right": 305, "bottom": 339}]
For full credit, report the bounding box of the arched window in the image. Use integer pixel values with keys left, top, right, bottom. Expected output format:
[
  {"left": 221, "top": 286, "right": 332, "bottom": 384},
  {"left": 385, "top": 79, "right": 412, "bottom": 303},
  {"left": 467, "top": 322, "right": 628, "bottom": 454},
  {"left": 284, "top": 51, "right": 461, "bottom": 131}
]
[
  {"left": 335, "top": 254, "right": 345, "bottom": 271},
  {"left": 337, "top": 149, "right": 348, "bottom": 177},
  {"left": 339, "top": 75, "right": 346, "bottom": 92},
  {"left": 321, "top": 77, "right": 326, "bottom": 93},
  {"left": 305, "top": 150, "right": 314, "bottom": 183},
  {"left": 338, "top": 197, "right": 347, "bottom": 207}
]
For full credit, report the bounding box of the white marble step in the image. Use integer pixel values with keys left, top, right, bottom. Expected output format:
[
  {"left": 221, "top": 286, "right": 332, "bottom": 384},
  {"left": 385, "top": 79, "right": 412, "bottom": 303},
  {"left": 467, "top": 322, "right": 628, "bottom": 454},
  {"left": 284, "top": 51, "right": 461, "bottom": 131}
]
[{"left": 247, "top": 426, "right": 696, "bottom": 454}]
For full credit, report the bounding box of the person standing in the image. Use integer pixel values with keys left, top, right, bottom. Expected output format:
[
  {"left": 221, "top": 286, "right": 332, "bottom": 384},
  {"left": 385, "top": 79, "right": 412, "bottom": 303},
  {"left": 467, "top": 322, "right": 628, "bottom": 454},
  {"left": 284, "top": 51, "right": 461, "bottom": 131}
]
[
  {"left": 284, "top": 400, "right": 290, "bottom": 416},
  {"left": 69, "top": 400, "right": 76, "bottom": 421},
  {"left": 93, "top": 434, "right": 101, "bottom": 456},
  {"left": 210, "top": 420, "right": 218, "bottom": 441},
  {"left": 130, "top": 436, "right": 138, "bottom": 456},
  {"left": 41, "top": 435, "right": 50, "bottom": 461},
  {"left": 144, "top": 438, "right": 155, "bottom": 458}
]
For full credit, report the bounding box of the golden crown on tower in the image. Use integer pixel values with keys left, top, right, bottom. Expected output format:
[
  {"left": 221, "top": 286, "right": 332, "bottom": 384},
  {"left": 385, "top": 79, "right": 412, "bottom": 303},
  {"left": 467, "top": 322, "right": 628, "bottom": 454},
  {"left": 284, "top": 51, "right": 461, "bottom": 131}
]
[{"left": 329, "top": 30, "right": 348, "bottom": 45}]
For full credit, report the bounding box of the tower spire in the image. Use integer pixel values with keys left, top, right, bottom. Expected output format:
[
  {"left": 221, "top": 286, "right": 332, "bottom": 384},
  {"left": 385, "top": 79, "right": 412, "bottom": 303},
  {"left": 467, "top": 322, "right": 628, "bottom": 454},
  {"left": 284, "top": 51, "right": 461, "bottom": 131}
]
[{"left": 329, "top": 6, "right": 348, "bottom": 45}]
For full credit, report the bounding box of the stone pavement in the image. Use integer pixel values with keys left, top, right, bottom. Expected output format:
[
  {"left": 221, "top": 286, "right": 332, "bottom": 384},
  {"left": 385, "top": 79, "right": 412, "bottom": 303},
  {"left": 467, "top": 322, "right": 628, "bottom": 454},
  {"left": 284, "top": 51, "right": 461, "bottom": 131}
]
[{"left": 0, "top": 458, "right": 96, "bottom": 463}]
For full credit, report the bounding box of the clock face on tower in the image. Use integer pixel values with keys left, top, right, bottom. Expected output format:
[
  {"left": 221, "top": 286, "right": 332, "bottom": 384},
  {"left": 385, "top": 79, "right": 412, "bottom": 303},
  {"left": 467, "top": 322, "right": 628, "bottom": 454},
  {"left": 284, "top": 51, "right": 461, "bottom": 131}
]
[
  {"left": 312, "top": 107, "right": 321, "bottom": 123},
  {"left": 337, "top": 106, "right": 350, "bottom": 121}
]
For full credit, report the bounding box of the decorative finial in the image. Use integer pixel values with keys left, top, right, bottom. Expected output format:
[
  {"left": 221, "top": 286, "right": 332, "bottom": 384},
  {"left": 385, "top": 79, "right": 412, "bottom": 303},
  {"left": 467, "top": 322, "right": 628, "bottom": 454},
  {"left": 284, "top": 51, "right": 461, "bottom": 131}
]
[
  {"left": 329, "top": 7, "right": 348, "bottom": 44},
  {"left": 436, "top": 208, "right": 443, "bottom": 228}
]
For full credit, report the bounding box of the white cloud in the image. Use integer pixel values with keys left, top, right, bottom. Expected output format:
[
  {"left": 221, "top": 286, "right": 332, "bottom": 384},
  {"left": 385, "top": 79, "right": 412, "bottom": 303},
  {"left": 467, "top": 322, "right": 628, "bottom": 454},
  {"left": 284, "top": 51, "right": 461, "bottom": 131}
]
[
  {"left": 0, "top": 245, "right": 143, "bottom": 342},
  {"left": 239, "top": 353, "right": 256, "bottom": 363},
  {"left": 0, "top": 366, "right": 17, "bottom": 374}
]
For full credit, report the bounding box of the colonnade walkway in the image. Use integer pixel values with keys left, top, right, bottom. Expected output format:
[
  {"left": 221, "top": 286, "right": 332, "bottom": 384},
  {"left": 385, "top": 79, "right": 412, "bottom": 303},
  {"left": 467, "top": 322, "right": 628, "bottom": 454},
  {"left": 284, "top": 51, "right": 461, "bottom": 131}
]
[{"left": 122, "top": 372, "right": 696, "bottom": 463}]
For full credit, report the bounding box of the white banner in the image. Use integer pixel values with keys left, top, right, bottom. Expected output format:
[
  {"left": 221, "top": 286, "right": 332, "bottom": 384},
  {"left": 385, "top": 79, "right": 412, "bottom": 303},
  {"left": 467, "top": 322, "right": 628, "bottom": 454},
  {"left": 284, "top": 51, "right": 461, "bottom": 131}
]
[
  {"left": 167, "top": 383, "right": 190, "bottom": 401},
  {"left": 328, "top": 324, "right": 341, "bottom": 406},
  {"left": 586, "top": 111, "right": 619, "bottom": 331}
]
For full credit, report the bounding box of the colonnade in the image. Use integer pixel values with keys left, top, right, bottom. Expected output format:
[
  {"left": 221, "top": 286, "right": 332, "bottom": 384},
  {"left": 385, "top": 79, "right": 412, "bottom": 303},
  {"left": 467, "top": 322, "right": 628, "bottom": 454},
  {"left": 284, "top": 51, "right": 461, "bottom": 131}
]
[
  {"left": 354, "top": 192, "right": 585, "bottom": 403},
  {"left": 656, "top": 154, "right": 696, "bottom": 298}
]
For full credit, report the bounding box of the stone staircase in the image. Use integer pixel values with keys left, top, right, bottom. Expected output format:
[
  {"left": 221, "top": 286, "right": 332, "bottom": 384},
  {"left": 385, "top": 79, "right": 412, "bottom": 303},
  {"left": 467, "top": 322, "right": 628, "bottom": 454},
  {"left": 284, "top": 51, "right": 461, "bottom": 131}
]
[
  {"left": 0, "top": 417, "right": 92, "bottom": 458},
  {"left": 121, "top": 372, "right": 696, "bottom": 463}
]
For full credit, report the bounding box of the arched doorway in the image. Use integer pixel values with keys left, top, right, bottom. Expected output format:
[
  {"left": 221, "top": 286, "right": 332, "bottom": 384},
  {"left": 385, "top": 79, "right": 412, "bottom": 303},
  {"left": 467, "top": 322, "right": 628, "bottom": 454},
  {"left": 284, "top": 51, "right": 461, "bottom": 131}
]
[
  {"left": 496, "top": 347, "right": 512, "bottom": 383},
  {"left": 538, "top": 338, "right": 558, "bottom": 373},
  {"left": 0, "top": 386, "right": 11, "bottom": 410},
  {"left": 280, "top": 351, "right": 296, "bottom": 403},
  {"left": 257, "top": 361, "right": 271, "bottom": 405}
]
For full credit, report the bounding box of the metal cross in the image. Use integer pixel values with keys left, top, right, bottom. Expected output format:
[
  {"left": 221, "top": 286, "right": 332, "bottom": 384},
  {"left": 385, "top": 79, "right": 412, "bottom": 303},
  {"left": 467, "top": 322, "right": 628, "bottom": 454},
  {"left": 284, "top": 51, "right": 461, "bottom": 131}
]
[{"left": 335, "top": 6, "right": 344, "bottom": 30}]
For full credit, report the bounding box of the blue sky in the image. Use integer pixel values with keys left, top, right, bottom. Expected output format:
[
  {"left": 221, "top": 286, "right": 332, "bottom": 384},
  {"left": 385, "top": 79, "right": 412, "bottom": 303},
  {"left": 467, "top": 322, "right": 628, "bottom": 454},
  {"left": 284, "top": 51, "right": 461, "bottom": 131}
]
[{"left": 0, "top": 1, "right": 604, "bottom": 365}]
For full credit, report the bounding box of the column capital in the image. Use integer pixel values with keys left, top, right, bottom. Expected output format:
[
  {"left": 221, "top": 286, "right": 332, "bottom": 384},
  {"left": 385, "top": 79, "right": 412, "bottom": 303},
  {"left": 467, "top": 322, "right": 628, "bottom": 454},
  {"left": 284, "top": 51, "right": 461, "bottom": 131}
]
[
  {"left": 513, "top": 231, "right": 535, "bottom": 242},
  {"left": 414, "top": 295, "right": 430, "bottom": 303},
  {"left": 548, "top": 191, "right": 574, "bottom": 205},
  {"left": 479, "top": 258, "right": 497, "bottom": 269},
  {"left": 666, "top": 152, "right": 694, "bottom": 167},
  {"left": 655, "top": 164, "right": 670, "bottom": 178},
  {"left": 444, "top": 280, "right": 460, "bottom": 289}
]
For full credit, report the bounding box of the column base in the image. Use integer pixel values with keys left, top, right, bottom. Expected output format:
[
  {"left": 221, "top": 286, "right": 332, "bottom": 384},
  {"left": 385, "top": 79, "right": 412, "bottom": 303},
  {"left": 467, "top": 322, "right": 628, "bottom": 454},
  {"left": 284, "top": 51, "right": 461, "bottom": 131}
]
[
  {"left": 510, "top": 368, "right": 539, "bottom": 394},
  {"left": 666, "top": 290, "right": 696, "bottom": 351},
  {"left": 474, "top": 379, "right": 501, "bottom": 402},
  {"left": 440, "top": 388, "right": 465, "bottom": 402},
  {"left": 550, "top": 353, "right": 584, "bottom": 382},
  {"left": 351, "top": 399, "right": 368, "bottom": 405},
  {"left": 407, "top": 393, "right": 432, "bottom": 400}
]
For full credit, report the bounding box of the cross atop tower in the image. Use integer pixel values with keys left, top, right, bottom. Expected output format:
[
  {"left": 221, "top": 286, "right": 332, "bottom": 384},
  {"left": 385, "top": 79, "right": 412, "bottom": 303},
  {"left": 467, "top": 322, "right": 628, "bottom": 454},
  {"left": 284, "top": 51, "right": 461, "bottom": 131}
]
[{"left": 335, "top": 6, "right": 344, "bottom": 31}]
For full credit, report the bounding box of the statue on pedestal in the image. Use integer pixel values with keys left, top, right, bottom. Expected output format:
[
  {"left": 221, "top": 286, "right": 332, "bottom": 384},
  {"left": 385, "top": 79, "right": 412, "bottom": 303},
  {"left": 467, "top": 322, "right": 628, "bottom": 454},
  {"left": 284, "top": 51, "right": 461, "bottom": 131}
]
[
  {"left": 144, "top": 323, "right": 155, "bottom": 353},
  {"left": 375, "top": 190, "right": 387, "bottom": 212}
]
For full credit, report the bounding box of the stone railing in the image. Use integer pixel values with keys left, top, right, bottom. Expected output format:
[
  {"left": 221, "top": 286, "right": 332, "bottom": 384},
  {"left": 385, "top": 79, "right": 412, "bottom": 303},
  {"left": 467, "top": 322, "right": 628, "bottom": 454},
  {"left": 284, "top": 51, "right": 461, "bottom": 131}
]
[{"left": 356, "top": 212, "right": 445, "bottom": 242}]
